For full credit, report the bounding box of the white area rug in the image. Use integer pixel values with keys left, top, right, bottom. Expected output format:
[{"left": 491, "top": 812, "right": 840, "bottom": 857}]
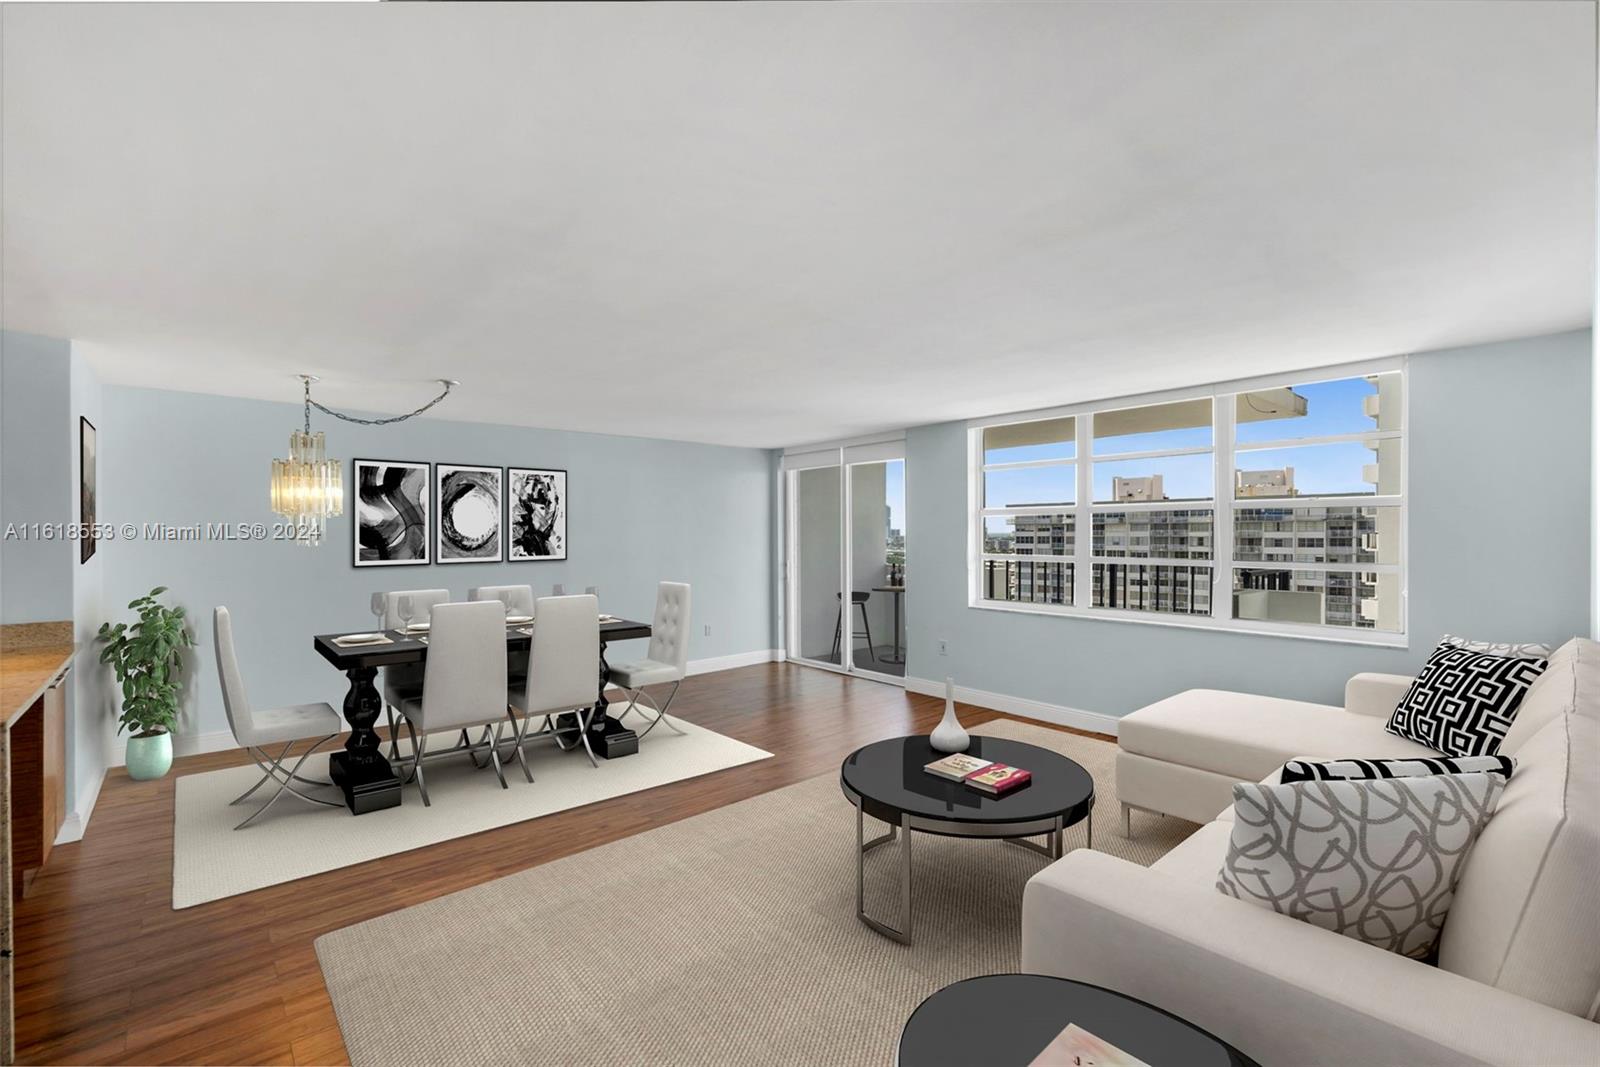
[{"left": 171, "top": 720, "right": 772, "bottom": 909}]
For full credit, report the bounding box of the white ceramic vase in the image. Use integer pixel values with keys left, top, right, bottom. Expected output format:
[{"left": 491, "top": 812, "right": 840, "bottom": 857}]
[{"left": 930, "top": 676, "right": 970, "bottom": 753}]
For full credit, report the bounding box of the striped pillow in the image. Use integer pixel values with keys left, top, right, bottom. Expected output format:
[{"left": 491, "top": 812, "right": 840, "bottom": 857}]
[{"left": 1280, "top": 754, "right": 1515, "bottom": 785}]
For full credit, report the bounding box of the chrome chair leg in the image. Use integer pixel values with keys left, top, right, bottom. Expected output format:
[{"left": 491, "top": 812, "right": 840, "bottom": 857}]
[
  {"left": 233, "top": 735, "right": 342, "bottom": 830},
  {"left": 458, "top": 727, "right": 483, "bottom": 768},
  {"left": 386, "top": 705, "right": 401, "bottom": 761},
  {"left": 506, "top": 708, "right": 533, "bottom": 783},
  {"left": 230, "top": 741, "right": 293, "bottom": 805},
  {"left": 231, "top": 739, "right": 335, "bottom": 805},
  {"left": 629, "top": 681, "right": 685, "bottom": 739},
  {"left": 487, "top": 732, "right": 509, "bottom": 789},
  {"left": 577, "top": 707, "right": 599, "bottom": 768},
  {"left": 400, "top": 718, "right": 432, "bottom": 807},
  {"left": 468, "top": 725, "right": 494, "bottom": 769}
]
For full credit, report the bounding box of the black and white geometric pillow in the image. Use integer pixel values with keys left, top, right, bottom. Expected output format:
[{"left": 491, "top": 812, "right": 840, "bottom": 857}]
[
  {"left": 1386, "top": 640, "right": 1548, "bottom": 757},
  {"left": 1281, "top": 753, "right": 1515, "bottom": 785},
  {"left": 1441, "top": 633, "right": 1553, "bottom": 660}
]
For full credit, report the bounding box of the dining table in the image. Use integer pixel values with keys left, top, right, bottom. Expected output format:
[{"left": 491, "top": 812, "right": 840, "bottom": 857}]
[{"left": 312, "top": 616, "right": 653, "bottom": 814}]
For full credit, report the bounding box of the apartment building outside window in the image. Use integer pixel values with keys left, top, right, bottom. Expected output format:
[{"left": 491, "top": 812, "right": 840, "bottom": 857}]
[{"left": 970, "top": 361, "right": 1405, "bottom": 644}]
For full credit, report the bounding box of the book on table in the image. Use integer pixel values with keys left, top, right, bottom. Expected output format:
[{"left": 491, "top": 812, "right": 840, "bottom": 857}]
[
  {"left": 965, "top": 763, "right": 1032, "bottom": 795},
  {"left": 923, "top": 753, "right": 993, "bottom": 781},
  {"left": 1027, "top": 1023, "right": 1150, "bottom": 1067}
]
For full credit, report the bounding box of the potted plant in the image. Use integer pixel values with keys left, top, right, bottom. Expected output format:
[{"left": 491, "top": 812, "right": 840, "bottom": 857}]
[{"left": 98, "top": 586, "right": 196, "bottom": 781}]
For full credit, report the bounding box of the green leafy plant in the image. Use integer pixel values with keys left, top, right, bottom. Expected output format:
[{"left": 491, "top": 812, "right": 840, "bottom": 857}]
[{"left": 97, "top": 586, "right": 196, "bottom": 738}]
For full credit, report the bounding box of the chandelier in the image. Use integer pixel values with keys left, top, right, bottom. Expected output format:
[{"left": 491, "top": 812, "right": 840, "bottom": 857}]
[
  {"left": 270, "top": 375, "right": 455, "bottom": 546},
  {"left": 270, "top": 376, "right": 343, "bottom": 546}
]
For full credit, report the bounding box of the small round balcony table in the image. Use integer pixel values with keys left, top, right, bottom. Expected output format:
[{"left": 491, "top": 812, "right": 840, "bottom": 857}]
[{"left": 871, "top": 585, "right": 906, "bottom": 664}]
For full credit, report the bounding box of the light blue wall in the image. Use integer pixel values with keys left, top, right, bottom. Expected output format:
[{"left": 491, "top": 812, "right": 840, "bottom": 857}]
[
  {"left": 902, "top": 329, "right": 1593, "bottom": 716},
  {"left": 1, "top": 331, "right": 73, "bottom": 624},
  {"left": 68, "top": 353, "right": 109, "bottom": 820},
  {"left": 0, "top": 331, "right": 110, "bottom": 825},
  {"left": 99, "top": 385, "right": 774, "bottom": 743}
]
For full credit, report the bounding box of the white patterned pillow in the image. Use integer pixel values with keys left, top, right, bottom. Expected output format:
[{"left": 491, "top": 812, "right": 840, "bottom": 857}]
[
  {"left": 1280, "top": 753, "right": 1515, "bottom": 784},
  {"left": 1217, "top": 773, "right": 1505, "bottom": 959},
  {"left": 1387, "top": 639, "right": 1548, "bottom": 757}
]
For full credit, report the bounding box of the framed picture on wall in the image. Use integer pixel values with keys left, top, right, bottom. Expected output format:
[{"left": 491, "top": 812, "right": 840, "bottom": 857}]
[
  {"left": 79, "top": 416, "right": 97, "bottom": 564},
  {"left": 507, "top": 467, "right": 567, "bottom": 561},
  {"left": 353, "top": 459, "right": 430, "bottom": 567},
  {"left": 435, "top": 463, "right": 503, "bottom": 563}
]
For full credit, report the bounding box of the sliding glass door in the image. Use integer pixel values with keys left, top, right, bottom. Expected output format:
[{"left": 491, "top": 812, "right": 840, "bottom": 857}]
[
  {"left": 784, "top": 444, "right": 907, "bottom": 683},
  {"left": 791, "top": 464, "right": 844, "bottom": 671}
]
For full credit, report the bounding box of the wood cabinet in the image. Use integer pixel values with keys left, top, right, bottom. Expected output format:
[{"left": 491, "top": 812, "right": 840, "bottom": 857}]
[
  {"left": 11, "top": 672, "right": 69, "bottom": 897},
  {"left": 0, "top": 625, "right": 78, "bottom": 1066}
]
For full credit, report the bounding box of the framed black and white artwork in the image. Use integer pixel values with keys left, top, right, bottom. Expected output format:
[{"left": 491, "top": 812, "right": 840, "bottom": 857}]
[
  {"left": 353, "top": 459, "right": 430, "bottom": 567},
  {"left": 507, "top": 467, "right": 567, "bottom": 561},
  {"left": 79, "top": 417, "right": 97, "bottom": 564},
  {"left": 436, "top": 464, "right": 503, "bottom": 564}
]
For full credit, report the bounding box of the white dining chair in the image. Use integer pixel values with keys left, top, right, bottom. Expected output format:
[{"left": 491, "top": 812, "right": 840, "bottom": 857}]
[
  {"left": 374, "top": 588, "right": 450, "bottom": 758},
  {"left": 610, "top": 582, "right": 691, "bottom": 739},
  {"left": 213, "top": 606, "right": 344, "bottom": 829},
  {"left": 376, "top": 587, "right": 452, "bottom": 631},
  {"left": 391, "top": 600, "right": 510, "bottom": 806},
  {"left": 467, "top": 584, "right": 535, "bottom": 616},
  {"left": 505, "top": 594, "right": 601, "bottom": 772},
  {"left": 469, "top": 584, "right": 535, "bottom": 687}
]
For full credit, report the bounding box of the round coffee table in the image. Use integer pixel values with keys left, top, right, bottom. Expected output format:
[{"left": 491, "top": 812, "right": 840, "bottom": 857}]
[
  {"left": 899, "top": 975, "right": 1260, "bottom": 1066},
  {"left": 840, "top": 734, "right": 1094, "bottom": 944}
]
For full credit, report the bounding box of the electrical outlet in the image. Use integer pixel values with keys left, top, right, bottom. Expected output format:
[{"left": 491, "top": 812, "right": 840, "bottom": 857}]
[
  {"left": 704, "top": 624, "right": 711, "bottom": 637},
  {"left": 938, "top": 640, "right": 948, "bottom": 656}
]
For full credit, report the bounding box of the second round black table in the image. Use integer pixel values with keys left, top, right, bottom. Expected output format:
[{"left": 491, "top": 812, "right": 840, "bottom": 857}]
[
  {"left": 899, "top": 975, "right": 1260, "bottom": 1066},
  {"left": 840, "top": 734, "right": 1094, "bottom": 944}
]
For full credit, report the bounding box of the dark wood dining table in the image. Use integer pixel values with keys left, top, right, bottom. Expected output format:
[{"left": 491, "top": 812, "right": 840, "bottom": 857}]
[{"left": 312, "top": 617, "right": 653, "bottom": 814}]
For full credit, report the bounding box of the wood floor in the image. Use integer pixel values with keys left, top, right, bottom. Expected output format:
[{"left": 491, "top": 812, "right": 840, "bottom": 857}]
[{"left": 14, "top": 663, "right": 1110, "bottom": 1066}]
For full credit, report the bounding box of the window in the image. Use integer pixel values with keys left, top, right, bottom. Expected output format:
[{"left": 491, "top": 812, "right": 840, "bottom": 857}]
[
  {"left": 1088, "top": 398, "right": 1214, "bottom": 618},
  {"left": 978, "top": 418, "right": 1076, "bottom": 607},
  {"left": 970, "top": 364, "right": 1405, "bottom": 642}
]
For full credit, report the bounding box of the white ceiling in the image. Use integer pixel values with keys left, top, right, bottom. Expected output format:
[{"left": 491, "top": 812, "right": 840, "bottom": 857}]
[{"left": 2, "top": 2, "right": 1593, "bottom": 449}]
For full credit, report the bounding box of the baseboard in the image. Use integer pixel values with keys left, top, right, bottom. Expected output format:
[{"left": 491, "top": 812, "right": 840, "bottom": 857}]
[
  {"left": 904, "top": 676, "right": 1120, "bottom": 738},
  {"left": 109, "top": 728, "right": 238, "bottom": 769},
  {"left": 603, "top": 647, "right": 779, "bottom": 696},
  {"left": 55, "top": 766, "right": 108, "bottom": 845},
  {"left": 110, "top": 650, "right": 785, "bottom": 767},
  {"left": 684, "top": 648, "right": 780, "bottom": 676}
]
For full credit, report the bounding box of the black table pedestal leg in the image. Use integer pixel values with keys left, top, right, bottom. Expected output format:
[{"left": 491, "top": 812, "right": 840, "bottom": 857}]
[
  {"left": 327, "top": 665, "right": 403, "bottom": 814},
  {"left": 587, "top": 638, "right": 638, "bottom": 759}
]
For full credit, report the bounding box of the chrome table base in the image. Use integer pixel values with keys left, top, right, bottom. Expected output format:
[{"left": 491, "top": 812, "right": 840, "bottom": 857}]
[{"left": 851, "top": 795, "right": 1088, "bottom": 945}]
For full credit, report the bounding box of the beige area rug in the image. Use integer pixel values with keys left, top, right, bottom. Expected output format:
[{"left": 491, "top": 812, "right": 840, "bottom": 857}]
[
  {"left": 172, "top": 720, "right": 771, "bottom": 909},
  {"left": 315, "top": 720, "right": 1199, "bottom": 1067}
]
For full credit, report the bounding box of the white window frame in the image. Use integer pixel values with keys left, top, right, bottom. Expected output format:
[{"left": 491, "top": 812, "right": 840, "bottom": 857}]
[{"left": 968, "top": 357, "right": 1408, "bottom": 647}]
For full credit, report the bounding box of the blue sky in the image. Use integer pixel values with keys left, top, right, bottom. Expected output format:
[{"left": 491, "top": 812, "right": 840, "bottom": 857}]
[
  {"left": 983, "top": 376, "right": 1387, "bottom": 505},
  {"left": 885, "top": 460, "right": 905, "bottom": 532}
]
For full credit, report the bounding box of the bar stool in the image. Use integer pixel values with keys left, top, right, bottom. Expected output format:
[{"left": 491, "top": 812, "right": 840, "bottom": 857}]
[{"left": 830, "top": 591, "right": 875, "bottom": 663}]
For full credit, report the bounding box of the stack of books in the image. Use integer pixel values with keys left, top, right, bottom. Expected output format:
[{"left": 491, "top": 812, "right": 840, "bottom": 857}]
[{"left": 924, "top": 752, "right": 1032, "bottom": 795}]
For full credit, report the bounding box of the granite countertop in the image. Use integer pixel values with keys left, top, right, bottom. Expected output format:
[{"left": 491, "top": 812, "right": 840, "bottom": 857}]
[{"left": 0, "top": 622, "right": 79, "bottom": 728}]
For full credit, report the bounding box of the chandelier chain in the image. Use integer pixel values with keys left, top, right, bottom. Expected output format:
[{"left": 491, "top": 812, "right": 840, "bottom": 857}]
[{"left": 303, "top": 380, "right": 456, "bottom": 428}]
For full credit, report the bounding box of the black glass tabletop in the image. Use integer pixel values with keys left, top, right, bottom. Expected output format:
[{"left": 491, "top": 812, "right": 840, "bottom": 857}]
[
  {"left": 899, "top": 975, "right": 1259, "bottom": 1067},
  {"left": 840, "top": 735, "right": 1093, "bottom": 830}
]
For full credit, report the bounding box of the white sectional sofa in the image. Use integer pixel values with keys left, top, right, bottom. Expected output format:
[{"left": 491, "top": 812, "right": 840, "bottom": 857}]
[
  {"left": 1021, "top": 638, "right": 1600, "bottom": 1066},
  {"left": 1114, "top": 670, "right": 1438, "bottom": 829}
]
